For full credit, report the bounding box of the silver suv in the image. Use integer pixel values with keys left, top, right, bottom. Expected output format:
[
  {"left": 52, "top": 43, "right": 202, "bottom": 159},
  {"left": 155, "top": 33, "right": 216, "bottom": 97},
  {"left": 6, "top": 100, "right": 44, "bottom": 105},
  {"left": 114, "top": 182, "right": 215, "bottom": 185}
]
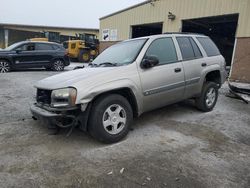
[{"left": 31, "top": 33, "right": 226, "bottom": 143}]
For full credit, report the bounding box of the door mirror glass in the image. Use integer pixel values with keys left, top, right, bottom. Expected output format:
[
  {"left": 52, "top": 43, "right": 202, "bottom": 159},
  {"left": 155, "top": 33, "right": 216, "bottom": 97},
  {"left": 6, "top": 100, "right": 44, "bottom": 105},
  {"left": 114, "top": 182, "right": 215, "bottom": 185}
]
[{"left": 141, "top": 55, "right": 159, "bottom": 69}]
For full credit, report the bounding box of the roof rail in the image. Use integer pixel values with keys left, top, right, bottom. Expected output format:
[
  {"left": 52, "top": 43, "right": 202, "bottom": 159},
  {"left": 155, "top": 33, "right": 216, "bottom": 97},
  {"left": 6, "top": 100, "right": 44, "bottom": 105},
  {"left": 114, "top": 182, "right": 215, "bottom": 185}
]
[{"left": 164, "top": 32, "right": 205, "bottom": 36}]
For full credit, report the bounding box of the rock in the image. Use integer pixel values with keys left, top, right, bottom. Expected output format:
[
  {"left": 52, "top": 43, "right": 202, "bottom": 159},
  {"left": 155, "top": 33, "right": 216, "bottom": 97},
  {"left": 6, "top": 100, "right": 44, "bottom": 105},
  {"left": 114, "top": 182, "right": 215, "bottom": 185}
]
[
  {"left": 107, "top": 171, "right": 113, "bottom": 175},
  {"left": 120, "top": 168, "right": 125, "bottom": 174}
]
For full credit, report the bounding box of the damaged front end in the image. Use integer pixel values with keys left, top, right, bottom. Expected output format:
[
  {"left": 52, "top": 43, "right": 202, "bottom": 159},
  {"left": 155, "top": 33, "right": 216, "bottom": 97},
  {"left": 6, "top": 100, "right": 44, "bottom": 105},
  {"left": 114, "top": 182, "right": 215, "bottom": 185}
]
[{"left": 30, "top": 88, "right": 91, "bottom": 135}]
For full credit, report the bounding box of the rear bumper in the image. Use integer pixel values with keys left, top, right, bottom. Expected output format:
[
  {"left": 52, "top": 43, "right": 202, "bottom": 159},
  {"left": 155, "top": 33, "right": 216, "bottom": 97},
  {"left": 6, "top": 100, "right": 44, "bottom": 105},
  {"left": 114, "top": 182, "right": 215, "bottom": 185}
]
[{"left": 221, "top": 69, "right": 227, "bottom": 85}]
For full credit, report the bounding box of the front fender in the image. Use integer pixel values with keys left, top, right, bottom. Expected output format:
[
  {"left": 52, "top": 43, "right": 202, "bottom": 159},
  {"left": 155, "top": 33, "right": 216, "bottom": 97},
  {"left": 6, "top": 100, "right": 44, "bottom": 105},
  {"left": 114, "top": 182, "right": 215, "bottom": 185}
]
[
  {"left": 0, "top": 55, "right": 13, "bottom": 64},
  {"left": 76, "top": 79, "right": 143, "bottom": 115}
]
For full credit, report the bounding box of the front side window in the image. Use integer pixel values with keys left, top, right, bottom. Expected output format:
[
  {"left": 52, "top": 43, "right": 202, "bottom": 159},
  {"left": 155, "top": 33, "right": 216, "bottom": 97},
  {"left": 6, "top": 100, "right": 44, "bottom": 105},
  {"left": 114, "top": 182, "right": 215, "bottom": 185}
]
[
  {"left": 145, "top": 37, "right": 177, "bottom": 65},
  {"left": 15, "top": 43, "right": 35, "bottom": 51}
]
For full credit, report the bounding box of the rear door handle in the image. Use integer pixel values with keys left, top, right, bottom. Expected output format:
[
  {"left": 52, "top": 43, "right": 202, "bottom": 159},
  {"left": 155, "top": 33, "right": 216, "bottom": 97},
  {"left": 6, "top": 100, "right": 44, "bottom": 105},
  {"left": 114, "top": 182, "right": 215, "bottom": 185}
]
[
  {"left": 174, "top": 68, "right": 182, "bottom": 73},
  {"left": 201, "top": 63, "right": 207, "bottom": 67}
]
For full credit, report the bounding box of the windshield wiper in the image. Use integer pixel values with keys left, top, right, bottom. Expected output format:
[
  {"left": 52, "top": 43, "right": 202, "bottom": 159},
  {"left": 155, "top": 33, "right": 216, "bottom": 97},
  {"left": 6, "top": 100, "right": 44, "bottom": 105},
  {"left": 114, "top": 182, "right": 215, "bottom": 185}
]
[
  {"left": 89, "top": 62, "right": 118, "bottom": 67},
  {"left": 99, "top": 62, "right": 118, "bottom": 67}
]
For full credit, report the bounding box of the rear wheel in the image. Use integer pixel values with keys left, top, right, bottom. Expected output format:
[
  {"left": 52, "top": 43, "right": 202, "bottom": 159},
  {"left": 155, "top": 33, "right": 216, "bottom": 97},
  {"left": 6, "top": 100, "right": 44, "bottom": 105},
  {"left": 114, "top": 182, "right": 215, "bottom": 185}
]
[
  {"left": 195, "top": 82, "right": 218, "bottom": 112},
  {"left": 88, "top": 94, "right": 133, "bottom": 143},
  {"left": 0, "top": 60, "right": 11, "bottom": 73},
  {"left": 78, "top": 50, "right": 90, "bottom": 63},
  {"left": 52, "top": 59, "right": 64, "bottom": 71}
]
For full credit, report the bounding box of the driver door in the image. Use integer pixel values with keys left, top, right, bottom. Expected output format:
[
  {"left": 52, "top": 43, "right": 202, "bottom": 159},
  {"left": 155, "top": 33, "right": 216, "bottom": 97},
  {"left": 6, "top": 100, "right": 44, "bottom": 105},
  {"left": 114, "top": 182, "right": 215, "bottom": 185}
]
[
  {"left": 138, "top": 37, "right": 185, "bottom": 112},
  {"left": 12, "top": 43, "right": 37, "bottom": 68}
]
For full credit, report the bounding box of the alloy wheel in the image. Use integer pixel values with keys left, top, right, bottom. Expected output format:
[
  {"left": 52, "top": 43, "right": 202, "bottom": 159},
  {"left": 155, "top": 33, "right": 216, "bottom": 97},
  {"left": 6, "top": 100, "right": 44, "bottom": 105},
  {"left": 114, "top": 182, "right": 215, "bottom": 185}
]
[
  {"left": 205, "top": 88, "right": 216, "bottom": 107},
  {"left": 54, "top": 60, "right": 64, "bottom": 71},
  {"left": 102, "top": 104, "right": 127, "bottom": 135},
  {"left": 0, "top": 61, "right": 10, "bottom": 73}
]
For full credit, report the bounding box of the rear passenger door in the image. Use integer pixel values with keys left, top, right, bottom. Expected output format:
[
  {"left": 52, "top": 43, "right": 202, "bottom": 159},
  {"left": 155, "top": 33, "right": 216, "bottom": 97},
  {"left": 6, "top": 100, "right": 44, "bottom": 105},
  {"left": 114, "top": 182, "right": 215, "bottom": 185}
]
[
  {"left": 35, "top": 43, "right": 55, "bottom": 67},
  {"left": 139, "top": 37, "right": 185, "bottom": 112},
  {"left": 176, "top": 37, "right": 205, "bottom": 98}
]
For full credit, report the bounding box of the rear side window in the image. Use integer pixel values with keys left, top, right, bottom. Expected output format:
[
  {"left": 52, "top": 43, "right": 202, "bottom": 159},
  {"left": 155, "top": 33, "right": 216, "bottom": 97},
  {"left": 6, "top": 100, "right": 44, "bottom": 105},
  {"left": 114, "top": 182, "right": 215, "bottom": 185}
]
[
  {"left": 36, "top": 43, "right": 54, "bottom": 51},
  {"left": 177, "top": 37, "right": 194, "bottom": 60},
  {"left": 197, "top": 37, "right": 220, "bottom": 57},
  {"left": 53, "top": 44, "right": 63, "bottom": 50},
  {"left": 176, "top": 37, "right": 202, "bottom": 60},
  {"left": 190, "top": 38, "right": 202, "bottom": 58},
  {"left": 145, "top": 37, "right": 177, "bottom": 65}
]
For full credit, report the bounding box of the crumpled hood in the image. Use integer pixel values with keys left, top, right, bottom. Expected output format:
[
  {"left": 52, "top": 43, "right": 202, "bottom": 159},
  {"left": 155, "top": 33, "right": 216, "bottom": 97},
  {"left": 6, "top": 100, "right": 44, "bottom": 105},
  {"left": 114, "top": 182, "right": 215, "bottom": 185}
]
[{"left": 35, "top": 67, "right": 118, "bottom": 90}]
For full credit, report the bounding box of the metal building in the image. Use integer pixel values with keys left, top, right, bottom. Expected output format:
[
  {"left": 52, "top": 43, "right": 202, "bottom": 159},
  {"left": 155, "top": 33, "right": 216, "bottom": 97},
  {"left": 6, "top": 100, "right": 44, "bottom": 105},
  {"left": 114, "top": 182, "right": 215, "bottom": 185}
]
[
  {"left": 99, "top": 0, "right": 250, "bottom": 83},
  {"left": 0, "top": 23, "right": 99, "bottom": 48}
]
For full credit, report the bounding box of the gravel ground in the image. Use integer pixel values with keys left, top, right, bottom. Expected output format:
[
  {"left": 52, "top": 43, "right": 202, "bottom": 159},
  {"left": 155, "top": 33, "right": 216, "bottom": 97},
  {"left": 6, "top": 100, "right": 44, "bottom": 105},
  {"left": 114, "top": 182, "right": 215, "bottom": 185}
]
[{"left": 0, "top": 68, "right": 250, "bottom": 188}]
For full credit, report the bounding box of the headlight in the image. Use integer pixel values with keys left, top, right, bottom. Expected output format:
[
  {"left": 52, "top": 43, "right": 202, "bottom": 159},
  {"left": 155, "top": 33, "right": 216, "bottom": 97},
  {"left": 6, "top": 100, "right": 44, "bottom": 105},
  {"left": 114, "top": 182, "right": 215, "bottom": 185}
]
[{"left": 51, "top": 88, "right": 77, "bottom": 108}]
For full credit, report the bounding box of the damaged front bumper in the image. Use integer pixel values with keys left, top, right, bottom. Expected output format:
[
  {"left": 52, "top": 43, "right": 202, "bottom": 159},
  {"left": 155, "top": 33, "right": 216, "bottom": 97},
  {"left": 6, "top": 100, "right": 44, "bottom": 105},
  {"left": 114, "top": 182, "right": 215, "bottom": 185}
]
[{"left": 30, "top": 103, "right": 90, "bottom": 131}]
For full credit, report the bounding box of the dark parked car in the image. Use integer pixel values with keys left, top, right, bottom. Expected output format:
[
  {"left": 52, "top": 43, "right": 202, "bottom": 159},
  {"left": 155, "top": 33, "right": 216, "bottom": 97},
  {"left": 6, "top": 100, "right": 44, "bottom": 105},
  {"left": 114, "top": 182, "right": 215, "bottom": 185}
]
[{"left": 0, "top": 41, "right": 70, "bottom": 73}]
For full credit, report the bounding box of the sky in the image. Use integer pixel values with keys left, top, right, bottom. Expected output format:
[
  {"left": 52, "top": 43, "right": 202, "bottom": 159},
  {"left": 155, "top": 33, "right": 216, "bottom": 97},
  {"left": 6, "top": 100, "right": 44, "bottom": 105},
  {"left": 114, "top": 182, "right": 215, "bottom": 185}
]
[{"left": 1, "top": 0, "right": 145, "bottom": 28}]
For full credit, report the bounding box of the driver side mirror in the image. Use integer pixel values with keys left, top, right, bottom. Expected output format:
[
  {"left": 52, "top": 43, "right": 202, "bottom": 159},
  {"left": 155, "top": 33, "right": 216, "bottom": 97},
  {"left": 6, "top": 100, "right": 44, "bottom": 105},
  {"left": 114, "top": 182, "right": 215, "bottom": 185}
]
[{"left": 141, "top": 55, "right": 159, "bottom": 69}]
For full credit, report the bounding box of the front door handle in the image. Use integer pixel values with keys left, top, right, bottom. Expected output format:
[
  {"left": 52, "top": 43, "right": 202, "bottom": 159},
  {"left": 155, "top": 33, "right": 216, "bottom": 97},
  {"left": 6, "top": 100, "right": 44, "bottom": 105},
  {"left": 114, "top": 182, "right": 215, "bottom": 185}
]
[
  {"left": 201, "top": 63, "right": 207, "bottom": 67},
  {"left": 174, "top": 68, "right": 182, "bottom": 73}
]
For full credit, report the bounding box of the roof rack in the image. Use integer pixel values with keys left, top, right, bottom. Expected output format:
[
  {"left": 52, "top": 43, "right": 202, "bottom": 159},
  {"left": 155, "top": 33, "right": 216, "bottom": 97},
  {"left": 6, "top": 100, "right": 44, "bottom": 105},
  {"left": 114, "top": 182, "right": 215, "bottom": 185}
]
[{"left": 164, "top": 32, "right": 205, "bottom": 36}]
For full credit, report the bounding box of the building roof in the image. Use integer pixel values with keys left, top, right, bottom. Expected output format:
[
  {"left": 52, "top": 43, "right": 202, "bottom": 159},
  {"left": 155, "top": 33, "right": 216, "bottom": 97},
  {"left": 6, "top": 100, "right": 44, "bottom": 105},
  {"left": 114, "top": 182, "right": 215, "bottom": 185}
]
[
  {"left": 0, "top": 23, "right": 99, "bottom": 31},
  {"left": 100, "top": 0, "right": 151, "bottom": 20}
]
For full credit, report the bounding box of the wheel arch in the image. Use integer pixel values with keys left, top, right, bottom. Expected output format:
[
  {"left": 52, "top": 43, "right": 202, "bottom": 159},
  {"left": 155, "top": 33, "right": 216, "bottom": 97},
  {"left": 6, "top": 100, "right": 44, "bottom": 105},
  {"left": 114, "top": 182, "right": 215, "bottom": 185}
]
[
  {"left": 51, "top": 57, "right": 65, "bottom": 63},
  {"left": 78, "top": 87, "right": 139, "bottom": 132},
  {"left": 204, "top": 70, "right": 221, "bottom": 86},
  {"left": 90, "top": 87, "right": 139, "bottom": 118},
  {"left": 0, "top": 58, "right": 12, "bottom": 64},
  {"left": 0, "top": 58, "right": 12, "bottom": 72}
]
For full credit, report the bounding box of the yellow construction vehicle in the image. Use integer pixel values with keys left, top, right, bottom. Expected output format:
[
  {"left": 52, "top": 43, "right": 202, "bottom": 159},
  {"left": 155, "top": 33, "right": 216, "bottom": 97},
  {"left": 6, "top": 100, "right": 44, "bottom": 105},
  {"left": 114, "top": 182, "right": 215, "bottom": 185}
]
[
  {"left": 29, "top": 38, "right": 48, "bottom": 42},
  {"left": 63, "top": 33, "right": 99, "bottom": 63}
]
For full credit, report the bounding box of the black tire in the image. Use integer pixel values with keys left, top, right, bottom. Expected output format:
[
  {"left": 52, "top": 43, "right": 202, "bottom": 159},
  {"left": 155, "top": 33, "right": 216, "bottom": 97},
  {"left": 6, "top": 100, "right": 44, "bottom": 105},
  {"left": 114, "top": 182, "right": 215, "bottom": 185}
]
[
  {"left": 195, "top": 82, "right": 219, "bottom": 112},
  {"left": 78, "top": 50, "right": 90, "bottom": 63},
  {"left": 52, "top": 59, "right": 64, "bottom": 71},
  {"left": 0, "top": 60, "right": 11, "bottom": 73},
  {"left": 88, "top": 94, "right": 133, "bottom": 143}
]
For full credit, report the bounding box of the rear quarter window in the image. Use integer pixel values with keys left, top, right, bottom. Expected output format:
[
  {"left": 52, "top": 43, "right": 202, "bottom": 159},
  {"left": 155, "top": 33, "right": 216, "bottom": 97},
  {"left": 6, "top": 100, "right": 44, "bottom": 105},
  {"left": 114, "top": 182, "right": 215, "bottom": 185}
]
[
  {"left": 197, "top": 37, "right": 220, "bottom": 57},
  {"left": 53, "top": 44, "right": 64, "bottom": 50}
]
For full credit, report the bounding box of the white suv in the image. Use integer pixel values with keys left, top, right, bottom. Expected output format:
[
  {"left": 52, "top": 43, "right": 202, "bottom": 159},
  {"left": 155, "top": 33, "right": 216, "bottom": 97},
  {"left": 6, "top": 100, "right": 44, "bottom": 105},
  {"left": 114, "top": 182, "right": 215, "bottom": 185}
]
[{"left": 31, "top": 33, "right": 226, "bottom": 143}]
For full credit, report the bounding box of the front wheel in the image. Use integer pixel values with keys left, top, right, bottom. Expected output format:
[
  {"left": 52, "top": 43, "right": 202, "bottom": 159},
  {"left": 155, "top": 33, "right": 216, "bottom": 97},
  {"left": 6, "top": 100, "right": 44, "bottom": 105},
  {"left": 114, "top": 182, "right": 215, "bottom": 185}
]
[
  {"left": 52, "top": 59, "right": 64, "bottom": 71},
  {"left": 0, "top": 60, "right": 11, "bottom": 73},
  {"left": 88, "top": 94, "right": 133, "bottom": 143},
  {"left": 195, "top": 82, "right": 219, "bottom": 112}
]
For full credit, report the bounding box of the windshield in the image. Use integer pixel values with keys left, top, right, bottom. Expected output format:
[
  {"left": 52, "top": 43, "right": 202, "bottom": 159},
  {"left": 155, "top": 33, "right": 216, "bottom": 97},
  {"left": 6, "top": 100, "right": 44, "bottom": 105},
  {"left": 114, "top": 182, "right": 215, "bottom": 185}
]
[
  {"left": 92, "top": 39, "right": 147, "bottom": 66},
  {"left": 4, "top": 42, "right": 24, "bottom": 51}
]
